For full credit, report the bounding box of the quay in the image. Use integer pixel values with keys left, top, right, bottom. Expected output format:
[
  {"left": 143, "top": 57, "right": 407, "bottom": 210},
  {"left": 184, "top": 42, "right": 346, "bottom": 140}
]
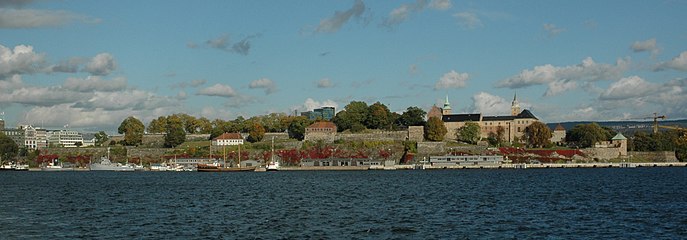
[{"left": 416, "top": 162, "right": 687, "bottom": 170}]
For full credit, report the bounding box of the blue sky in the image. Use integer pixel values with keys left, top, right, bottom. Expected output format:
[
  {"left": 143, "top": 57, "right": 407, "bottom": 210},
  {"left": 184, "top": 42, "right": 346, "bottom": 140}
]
[{"left": 1, "top": 0, "right": 686, "bottom": 132}]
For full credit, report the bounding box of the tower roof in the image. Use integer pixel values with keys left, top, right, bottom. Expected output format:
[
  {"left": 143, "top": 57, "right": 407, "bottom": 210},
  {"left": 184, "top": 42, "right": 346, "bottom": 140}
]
[{"left": 612, "top": 133, "right": 627, "bottom": 140}]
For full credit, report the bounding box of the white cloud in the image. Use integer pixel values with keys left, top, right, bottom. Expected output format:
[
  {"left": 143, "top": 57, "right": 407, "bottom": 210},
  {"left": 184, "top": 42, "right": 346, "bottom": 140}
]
[
  {"left": 316, "top": 78, "right": 334, "bottom": 88},
  {"left": 0, "top": 44, "right": 45, "bottom": 78},
  {"left": 197, "top": 83, "right": 238, "bottom": 98},
  {"left": 293, "top": 98, "right": 339, "bottom": 112},
  {"left": 0, "top": 85, "right": 87, "bottom": 106},
  {"left": 631, "top": 38, "right": 659, "bottom": 53},
  {"left": 631, "top": 38, "right": 660, "bottom": 58},
  {"left": 429, "top": 0, "right": 452, "bottom": 10},
  {"left": 249, "top": 78, "right": 277, "bottom": 94},
  {"left": 453, "top": 12, "right": 482, "bottom": 29},
  {"left": 383, "top": 1, "right": 423, "bottom": 27},
  {"left": 600, "top": 76, "right": 657, "bottom": 100},
  {"left": 497, "top": 57, "right": 630, "bottom": 91},
  {"left": 0, "top": 8, "right": 99, "bottom": 29},
  {"left": 71, "top": 90, "right": 179, "bottom": 111},
  {"left": 469, "top": 92, "right": 511, "bottom": 116},
  {"left": 315, "top": 0, "right": 366, "bottom": 33},
  {"left": 434, "top": 70, "right": 469, "bottom": 90},
  {"left": 543, "top": 23, "right": 564, "bottom": 37},
  {"left": 544, "top": 80, "right": 577, "bottom": 97},
  {"left": 0, "top": 74, "right": 24, "bottom": 89},
  {"left": 83, "top": 53, "right": 116, "bottom": 76},
  {"left": 63, "top": 76, "right": 127, "bottom": 92},
  {"left": 655, "top": 51, "right": 687, "bottom": 71}
]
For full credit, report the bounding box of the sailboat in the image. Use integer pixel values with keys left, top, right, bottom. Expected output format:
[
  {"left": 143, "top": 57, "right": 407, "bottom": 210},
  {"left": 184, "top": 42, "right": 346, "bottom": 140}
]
[
  {"left": 197, "top": 140, "right": 255, "bottom": 172},
  {"left": 266, "top": 136, "right": 280, "bottom": 171}
]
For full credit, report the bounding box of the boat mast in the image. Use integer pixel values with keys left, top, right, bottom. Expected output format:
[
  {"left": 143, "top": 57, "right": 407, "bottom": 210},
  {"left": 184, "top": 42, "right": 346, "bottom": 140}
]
[
  {"left": 271, "top": 136, "right": 275, "bottom": 163},
  {"left": 238, "top": 142, "right": 241, "bottom": 167}
]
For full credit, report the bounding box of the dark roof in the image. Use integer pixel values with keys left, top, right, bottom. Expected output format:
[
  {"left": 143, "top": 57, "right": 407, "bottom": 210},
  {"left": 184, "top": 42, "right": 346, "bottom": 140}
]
[
  {"left": 517, "top": 109, "right": 538, "bottom": 120},
  {"left": 442, "top": 113, "right": 481, "bottom": 122},
  {"left": 442, "top": 109, "right": 538, "bottom": 123}
]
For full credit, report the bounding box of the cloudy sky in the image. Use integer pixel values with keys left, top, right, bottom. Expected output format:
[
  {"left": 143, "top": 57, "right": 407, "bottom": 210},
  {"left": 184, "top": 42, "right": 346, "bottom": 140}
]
[{"left": 1, "top": 0, "right": 686, "bottom": 132}]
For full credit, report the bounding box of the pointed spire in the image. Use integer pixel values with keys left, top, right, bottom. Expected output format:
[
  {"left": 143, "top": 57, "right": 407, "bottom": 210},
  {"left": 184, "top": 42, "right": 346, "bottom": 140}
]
[{"left": 443, "top": 95, "right": 451, "bottom": 109}]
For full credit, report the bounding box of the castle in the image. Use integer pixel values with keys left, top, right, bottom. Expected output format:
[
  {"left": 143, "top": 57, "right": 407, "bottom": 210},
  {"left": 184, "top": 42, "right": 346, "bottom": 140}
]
[{"left": 440, "top": 94, "right": 539, "bottom": 143}]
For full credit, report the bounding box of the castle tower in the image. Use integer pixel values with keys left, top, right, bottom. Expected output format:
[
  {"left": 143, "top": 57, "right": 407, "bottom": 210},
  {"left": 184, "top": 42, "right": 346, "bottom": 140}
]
[
  {"left": 511, "top": 93, "right": 520, "bottom": 116},
  {"left": 442, "top": 95, "right": 452, "bottom": 115}
]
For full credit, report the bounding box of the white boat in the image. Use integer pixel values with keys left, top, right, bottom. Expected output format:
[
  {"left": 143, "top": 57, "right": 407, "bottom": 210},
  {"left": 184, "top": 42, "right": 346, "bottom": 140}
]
[
  {"left": 41, "top": 159, "right": 74, "bottom": 171},
  {"left": 266, "top": 136, "right": 280, "bottom": 171}
]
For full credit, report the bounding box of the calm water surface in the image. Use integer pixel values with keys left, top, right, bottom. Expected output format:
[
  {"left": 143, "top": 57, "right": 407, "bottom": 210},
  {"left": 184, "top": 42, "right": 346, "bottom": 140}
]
[{"left": 1, "top": 168, "right": 686, "bottom": 239}]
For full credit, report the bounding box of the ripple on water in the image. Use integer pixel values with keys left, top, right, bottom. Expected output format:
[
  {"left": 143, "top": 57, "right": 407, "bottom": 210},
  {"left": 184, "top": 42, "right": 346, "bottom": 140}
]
[{"left": 0, "top": 168, "right": 686, "bottom": 239}]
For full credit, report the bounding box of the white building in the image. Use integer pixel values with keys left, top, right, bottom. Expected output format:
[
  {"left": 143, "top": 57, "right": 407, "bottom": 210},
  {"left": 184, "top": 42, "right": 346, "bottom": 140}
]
[
  {"left": 47, "top": 129, "right": 84, "bottom": 147},
  {"left": 212, "top": 132, "right": 244, "bottom": 146},
  {"left": 23, "top": 125, "right": 47, "bottom": 150}
]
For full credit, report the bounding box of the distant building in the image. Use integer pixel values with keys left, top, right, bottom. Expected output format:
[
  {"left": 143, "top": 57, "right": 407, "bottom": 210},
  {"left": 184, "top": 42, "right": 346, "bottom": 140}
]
[
  {"left": 301, "top": 107, "right": 335, "bottom": 121},
  {"left": 23, "top": 125, "right": 48, "bottom": 150},
  {"left": 304, "top": 121, "right": 337, "bottom": 142},
  {"left": 212, "top": 132, "right": 244, "bottom": 146},
  {"left": 550, "top": 123, "right": 566, "bottom": 144},
  {"left": 441, "top": 94, "right": 540, "bottom": 143},
  {"left": 47, "top": 129, "right": 84, "bottom": 147}
]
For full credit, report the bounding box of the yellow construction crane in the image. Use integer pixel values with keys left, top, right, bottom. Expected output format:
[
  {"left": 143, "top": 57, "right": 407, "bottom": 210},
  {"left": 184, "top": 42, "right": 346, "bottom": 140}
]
[
  {"left": 658, "top": 125, "right": 687, "bottom": 137},
  {"left": 626, "top": 113, "right": 666, "bottom": 133}
]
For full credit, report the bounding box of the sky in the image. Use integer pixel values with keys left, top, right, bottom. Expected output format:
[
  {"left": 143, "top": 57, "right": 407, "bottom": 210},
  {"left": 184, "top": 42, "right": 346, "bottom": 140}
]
[{"left": 1, "top": 0, "right": 686, "bottom": 132}]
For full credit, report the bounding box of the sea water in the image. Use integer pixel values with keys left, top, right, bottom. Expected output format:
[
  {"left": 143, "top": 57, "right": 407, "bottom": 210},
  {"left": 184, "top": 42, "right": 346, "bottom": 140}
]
[{"left": 1, "top": 168, "right": 686, "bottom": 239}]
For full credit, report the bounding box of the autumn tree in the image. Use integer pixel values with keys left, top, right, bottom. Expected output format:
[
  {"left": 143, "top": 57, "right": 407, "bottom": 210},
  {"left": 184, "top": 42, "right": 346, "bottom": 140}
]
[
  {"left": 366, "top": 102, "right": 393, "bottom": 130},
  {"left": 524, "top": 121, "right": 552, "bottom": 148},
  {"left": 118, "top": 116, "right": 145, "bottom": 146},
  {"left": 247, "top": 122, "right": 266, "bottom": 143},
  {"left": 424, "top": 116, "right": 447, "bottom": 142},
  {"left": 147, "top": 116, "right": 168, "bottom": 133},
  {"left": 457, "top": 122, "right": 481, "bottom": 144},
  {"left": 164, "top": 115, "right": 186, "bottom": 148}
]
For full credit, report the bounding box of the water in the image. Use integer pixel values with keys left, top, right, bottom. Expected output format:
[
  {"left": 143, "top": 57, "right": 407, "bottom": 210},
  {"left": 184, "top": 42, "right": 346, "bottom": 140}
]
[{"left": 1, "top": 168, "right": 686, "bottom": 239}]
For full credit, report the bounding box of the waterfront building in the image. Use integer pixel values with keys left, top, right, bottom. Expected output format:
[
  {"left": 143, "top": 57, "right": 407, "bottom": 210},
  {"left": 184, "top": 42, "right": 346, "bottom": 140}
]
[
  {"left": 441, "top": 94, "right": 540, "bottom": 143},
  {"left": 301, "top": 106, "right": 336, "bottom": 121},
  {"left": 212, "top": 132, "right": 244, "bottom": 146},
  {"left": 47, "top": 130, "right": 84, "bottom": 147},
  {"left": 300, "top": 158, "right": 385, "bottom": 167},
  {"left": 304, "top": 121, "right": 337, "bottom": 142},
  {"left": 23, "top": 125, "right": 47, "bottom": 150}
]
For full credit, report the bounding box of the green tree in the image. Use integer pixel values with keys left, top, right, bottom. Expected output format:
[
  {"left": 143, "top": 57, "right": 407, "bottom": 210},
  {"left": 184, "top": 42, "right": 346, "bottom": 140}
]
[
  {"left": 457, "top": 122, "right": 481, "bottom": 144},
  {"left": 366, "top": 102, "right": 392, "bottom": 130},
  {"left": 288, "top": 116, "right": 311, "bottom": 141},
  {"left": 247, "top": 122, "right": 265, "bottom": 143},
  {"left": 164, "top": 115, "right": 186, "bottom": 148},
  {"left": 567, "top": 123, "right": 611, "bottom": 148},
  {"left": 397, "top": 106, "right": 427, "bottom": 127},
  {"left": 524, "top": 121, "right": 552, "bottom": 148},
  {"left": 0, "top": 132, "right": 18, "bottom": 163},
  {"left": 424, "top": 116, "right": 447, "bottom": 142},
  {"left": 196, "top": 117, "right": 213, "bottom": 134},
  {"left": 118, "top": 116, "right": 145, "bottom": 146},
  {"left": 147, "top": 116, "right": 168, "bottom": 133},
  {"left": 176, "top": 113, "right": 199, "bottom": 134},
  {"left": 333, "top": 101, "right": 369, "bottom": 132},
  {"left": 94, "top": 131, "right": 109, "bottom": 147}
]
